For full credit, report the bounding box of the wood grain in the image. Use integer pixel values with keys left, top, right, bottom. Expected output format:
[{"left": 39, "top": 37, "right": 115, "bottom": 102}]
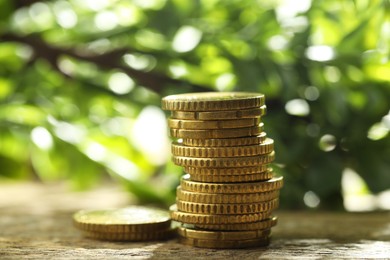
[{"left": 1, "top": 183, "right": 389, "bottom": 259}]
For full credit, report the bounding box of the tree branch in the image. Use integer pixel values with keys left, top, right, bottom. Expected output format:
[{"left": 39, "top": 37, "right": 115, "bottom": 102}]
[{"left": 0, "top": 32, "right": 211, "bottom": 94}]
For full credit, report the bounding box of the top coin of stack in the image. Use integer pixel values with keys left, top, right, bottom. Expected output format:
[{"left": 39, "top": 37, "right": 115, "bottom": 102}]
[{"left": 162, "top": 92, "right": 283, "bottom": 249}]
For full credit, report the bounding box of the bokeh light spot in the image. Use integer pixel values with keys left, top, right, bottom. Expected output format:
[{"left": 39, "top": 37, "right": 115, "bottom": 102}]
[
  {"left": 132, "top": 106, "right": 170, "bottom": 165},
  {"left": 94, "top": 11, "right": 118, "bottom": 31},
  {"left": 319, "top": 134, "right": 336, "bottom": 152},
  {"left": 108, "top": 72, "right": 135, "bottom": 95},
  {"left": 172, "top": 26, "right": 202, "bottom": 53},
  {"left": 285, "top": 99, "right": 310, "bottom": 116},
  {"left": 306, "top": 123, "right": 320, "bottom": 137},
  {"left": 31, "top": 127, "right": 53, "bottom": 150},
  {"left": 367, "top": 122, "right": 389, "bottom": 141},
  {"left": 306, "top": 45, "right": 335, "bottom": 62},
  {"left": 304, "top": 86, "right": 320, "bottom": 101},
  {"left": 53, "top": 1, "right": 78, "bottom": 29},
  {"left": 215, "top": 73, "right": 236, "bottom": 91},
  {"left": 303, "top": 191, "right": 320, "bottom": 208}
]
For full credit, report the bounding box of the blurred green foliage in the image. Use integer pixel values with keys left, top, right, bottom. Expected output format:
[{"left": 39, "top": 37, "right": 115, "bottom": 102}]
[{"left": 0, "top": 0, "right": 389, "bottom": 209}]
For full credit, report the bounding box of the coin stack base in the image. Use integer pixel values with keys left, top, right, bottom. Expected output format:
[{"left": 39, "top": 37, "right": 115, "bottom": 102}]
[{"left": 162, "top": 92, "right": 283, "bottom": 249}]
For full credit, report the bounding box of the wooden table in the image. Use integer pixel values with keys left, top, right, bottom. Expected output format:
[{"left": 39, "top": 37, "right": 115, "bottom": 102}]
[{"left": 1, "top": 182, "right": 389, "bottom": 259}]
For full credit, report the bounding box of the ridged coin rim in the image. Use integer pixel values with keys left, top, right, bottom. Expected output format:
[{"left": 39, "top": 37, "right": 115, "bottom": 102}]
[
  {"left": 178, "top": 236, "right": 270, "bottom": 249},
  {"left": 188, "top": 171, "right": 273, "bottom": 183},
  {"left": 170, "top": 205, "right": 272, "bottom": 224},
  {"left": 170, "top": 124, "right": 263, "bottom": 139},
  {"left": 176, "top": 198, "right": 279, "bottom": 215},
  {"left": 182, "top": 132, "right": 267, "bottom": 147},
  {"left": 177, "top": 226, "right": 271, "bottom": 240},
  {"left": 73, "top": 206, "right": 171, "bottom": 233},
  {"left": 180, "top": 175, "right": 283, "bottom": 194},
  {"left": 172, "top": 151, "right": 275, "bottom": 168},
  {"left": 172, "top": 138, "right": 273, "bottom": 157},
  {"left": 171, "top": 106, "right": 266, "bottom": 120},
  {"left": 168, "top": 117, "right": 261, "bottom": 130},
  {"left": 190, "top": 216, "right": 278, "bottom": 231},
  {"left": 176, "top": 187, "right": 280, "bottom": 204},
  {"left": 162, "top": 92, "right": 265, "bottom": 111}
]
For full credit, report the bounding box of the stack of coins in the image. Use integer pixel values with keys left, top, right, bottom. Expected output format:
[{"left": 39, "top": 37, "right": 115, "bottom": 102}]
[
  {"left": 73, "top": 206, "right": 175, "bottom": 241},
  {"left": 162, "top": 92, "right": 283, "bottom": 249}
]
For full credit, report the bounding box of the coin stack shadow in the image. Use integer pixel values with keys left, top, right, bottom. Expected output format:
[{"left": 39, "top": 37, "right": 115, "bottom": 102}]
[{"left": 162, "top": 92, "right": 283, "bottom": 249}]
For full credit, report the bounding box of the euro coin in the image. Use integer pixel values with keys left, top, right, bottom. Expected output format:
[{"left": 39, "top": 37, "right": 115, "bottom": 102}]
[
  {"left": 188, "top": 171, "right": 273, "bottom": 183},
  {"left": 192, "top": 216, "right": 278, "bottom": 231},
  {"left": 178, "top": 236, "right": 270, "bottom": 249},
  {"left": 170, "top": 204, "right": 271, "bottom": 224},
  {"left": 180, "top": 175, "right": 283, "bottom": 194},
  {"left": 168, "top": 117, "right": 261, "bottom": 130},
  {"left": 184, "top": 165, "right": 270, "bottom": 175},
  {"left": 80, "top": 228, "right": 176, "bottom": 241},
  {"left": 182, "top": 132, "right": 267, "bottom": 147},
  {"left": 176, "top": 198, "right": 279, "bottom": 215},
  {"left": 170, "top": 124, "right": 263, "bottom": 139},
  {"left": 171, "top": 106, "right": 266, "bottom": 120},
  {"left": 73, "top": 206, "right": 171, "bottom": 233},
  {"left": 172, "top": 138, "right": 273, "bottom": 157},
  {"left": 176, "top": 187, "right": 280, "bottom": 204},
  {"left": 161, "top": 92, "right": 265, "bottom": 111},
  {"left": 177, "top": 226, "right": 271, "bottom": 240},
  {"left": 172, "top": 151, "right": 275, "bottom": 168}
]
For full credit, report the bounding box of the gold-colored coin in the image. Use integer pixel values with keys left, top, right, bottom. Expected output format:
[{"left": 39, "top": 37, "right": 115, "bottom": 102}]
[
  {"left": 178, "top": 236, "right": 270, "bottom": 249},
  {"left": 176, "top": 187, "right": 280, "bottom": 204},
  {"left": 188, "top": 171, "right": 273, "bottom": 183},
  {"left": 177, "top": 226, "right": 271, "bottom": 241},
  {"left": 176, "top": 198, "right": 279, "bottom": 215},
  {"left": 161, "top": 92, "right": 265, "bottom": 111},
  {"left": 172, "top": 138, "right": 274, "bottom": 157},
  {"left": 168, "top": 117, "right": 261, "bottom": 130},
  {"left": 191, "top": 216, "right": 278, "bottom": 231},
  {"left": 180, "top": 175, "right": 283, "bottom": 194},
  {"left": 73, "top": 206, "right": 171, "bottom": 233},
  {"left": 80, "top": 228, "right": 176, "bottom": 241},
  {"left": 171, "top": 106, "right": 266, "bottom": 120},
  {"left": 182, "top": 132, "right": 267, "bottom": 147},
  {"left": 184, "top": 165, "right": 269, "bottom": 175},
  {"left": 170, "top": 205, "right": 271, "bottom": 224},
  {"left": 172, "top": 151, "right": 275, "bottom": 168},
  {"left": 170, "top": 124, "right": 263, "bottom": 139}
]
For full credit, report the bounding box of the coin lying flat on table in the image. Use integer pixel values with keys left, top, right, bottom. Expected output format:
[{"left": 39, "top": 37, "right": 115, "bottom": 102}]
[
  {"left": 178, "top": 226, "right": 271, "bottom": 240},
  {"left": 172, "top": 138, "right": 274, "bottom": 157},
  {"left": 80, "top": 229, "right": 176, "bottom": 241},
  {"left": 73, "top": 206, "right": 174, "bottom": 241},
  {"left": 182, "top": 132, "right": 267, "bottom": 147},
  {"left": 188, "top": 171, "right": 274, "bottom": 183},
  {"left": 178, "top": 236, "right": 270, "bottom": 249},
  {"left": 162, "top": 92, "right": 265, "bottom": 111},
  {"left": 176, "top": 187, "right": 280, "bottom": 204},
  {"left": 192, "top": 216, "right": 278, "bottom": 231},
  {"left": 170, "top": 204, "right": 271, "bottom": 224},
  {"left": 170, "top": 124, "right": 263, "bottom": 139},
  {"left": 171, "top": 106, "right": 266, "bottom": 120},
  {"left": 172, "top": 151, "right": 275, "bottom": 168},
  {"left": 176, "top": 198, "right": 279, "bottom": 215},
  {"left": 180, "top": 175, "right": 283, "bottom": 194},
  {"left": 168, "top": 117, "right": 261, "bottom": 130},
  {"left": 184, "top": 165, "right": 270, "bottom": 175}
]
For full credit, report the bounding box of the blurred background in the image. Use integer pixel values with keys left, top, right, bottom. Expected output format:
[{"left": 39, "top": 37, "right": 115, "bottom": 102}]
[{"left": 0, "top": 0, "right": 389, "bottom": 211}]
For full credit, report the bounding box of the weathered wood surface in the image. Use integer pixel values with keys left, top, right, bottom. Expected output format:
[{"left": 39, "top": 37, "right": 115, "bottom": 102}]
[{"left": 1, "top": 182, "right": 390, "bottom": 259}]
